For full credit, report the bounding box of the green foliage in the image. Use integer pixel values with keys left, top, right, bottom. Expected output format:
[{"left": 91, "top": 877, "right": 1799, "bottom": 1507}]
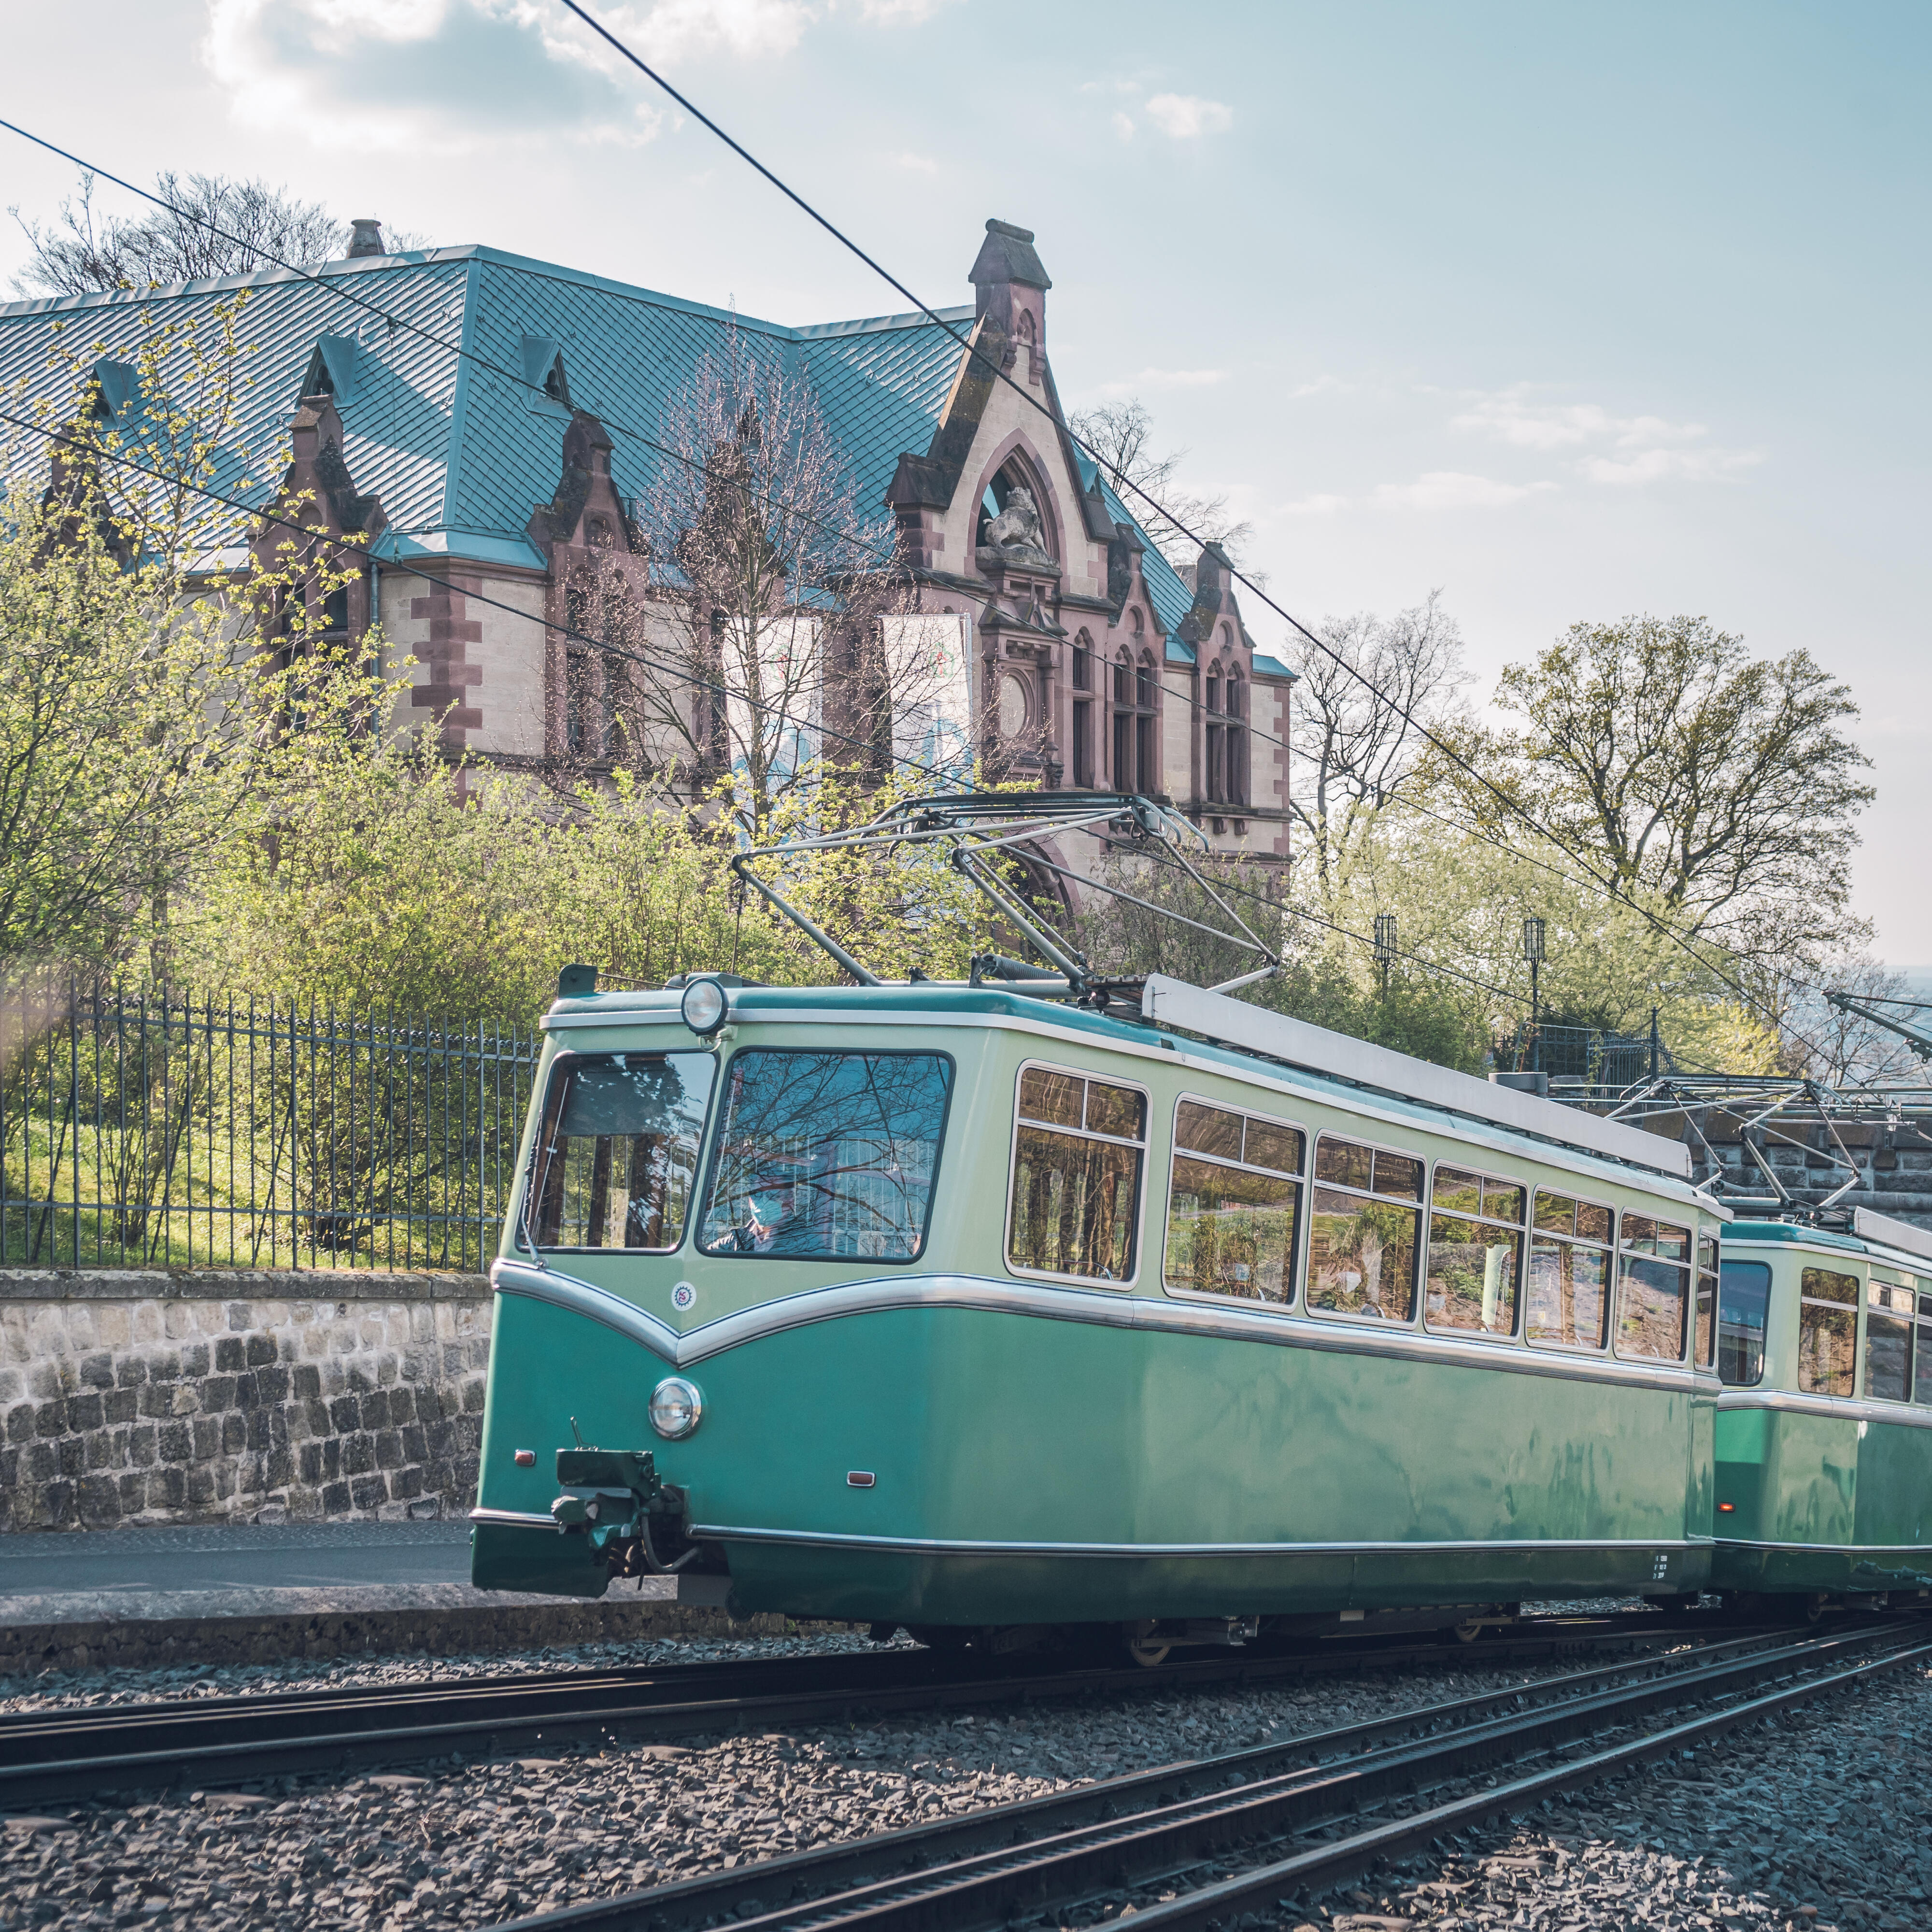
[{"left": 1467, "top": 613, "right": 1873, "bottom": 961}]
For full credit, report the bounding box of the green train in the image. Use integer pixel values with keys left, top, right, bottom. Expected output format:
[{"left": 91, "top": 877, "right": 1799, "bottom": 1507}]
[{"left": 466, "top": 951, "right": 1932, "bottom": 1646}]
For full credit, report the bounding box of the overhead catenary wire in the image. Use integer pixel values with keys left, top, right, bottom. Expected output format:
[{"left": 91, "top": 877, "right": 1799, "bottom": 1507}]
[
  {"left": 0, "top": 405, "right": 956, "bottom": 789},
  {"left": 549, "top": 0, "right": 1831, "bottom": 1060},
  {"left": 0, "top": 113, "right": 1821, "bottom": 1047}
]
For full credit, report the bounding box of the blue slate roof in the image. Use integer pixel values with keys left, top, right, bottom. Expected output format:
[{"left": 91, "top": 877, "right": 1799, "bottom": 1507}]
[{"left": 0, "top": 243, "right": 1187, "bottom": 610}]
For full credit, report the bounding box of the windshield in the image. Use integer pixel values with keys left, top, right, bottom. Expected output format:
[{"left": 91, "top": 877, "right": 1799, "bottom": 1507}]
[
  {"left": 529, "top": 1051, "right": 715, "bottom": 1251},
  {"left": 697, "top": 1050, "right": 952, "bottom": 1263}
]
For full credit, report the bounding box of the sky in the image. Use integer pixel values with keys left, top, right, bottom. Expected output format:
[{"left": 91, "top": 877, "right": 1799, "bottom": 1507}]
[{"left": 3, "top": 1, "right": 1927, "bottom": 961}]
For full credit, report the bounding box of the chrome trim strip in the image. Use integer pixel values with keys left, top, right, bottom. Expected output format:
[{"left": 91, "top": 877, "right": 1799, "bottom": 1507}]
[
  {"left": 490, "top": 1261, "right": 1702, "bottom": 1391},
  {"left": 469, "top": 1507, "right": 560, "bottom": 1531},
  {"left": 688, "top": 1525, "right": 1698, "bottom": 1558},
  {"left": 1715, "top": 1390, "right": 1932, "bottom": 1431},
  {"left": 541, "top": 1005, "right": 1722, "bottom": 1210},
  {"left": 1714, "top": 1536, "right": 1932, "bottom": 1559},
  {"left": 493, "top": 1259, "right": 684, "bottom": 1362}
]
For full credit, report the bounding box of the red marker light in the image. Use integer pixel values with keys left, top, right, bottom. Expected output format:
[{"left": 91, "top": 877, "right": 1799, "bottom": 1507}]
[
  {"left": 1718, "top": 1502, "right": 1735, "bottom": 1512},
  {"left": 514, "top": 1449, "right": 536, "bottom": 1467},
  {"left": 847, "top": 1471, "right": 876, "bottom": 1489}
]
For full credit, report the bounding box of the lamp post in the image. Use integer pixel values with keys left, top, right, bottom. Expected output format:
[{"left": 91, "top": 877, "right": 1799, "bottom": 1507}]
[
  {"left": 1373, "top": 913, "right": 1397, "bottom": 995},
  {"left": 1521, "top": 916, "right": 1546, "bottom": 1072}
]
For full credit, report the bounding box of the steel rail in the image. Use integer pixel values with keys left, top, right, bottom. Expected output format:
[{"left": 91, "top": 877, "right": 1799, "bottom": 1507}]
[
  {"left": 0, "top": 1610, "right": 1762, "bottom": 1805},
  {"left": 482, "top": 1621, "right": 1924, "bottom": 1932}
]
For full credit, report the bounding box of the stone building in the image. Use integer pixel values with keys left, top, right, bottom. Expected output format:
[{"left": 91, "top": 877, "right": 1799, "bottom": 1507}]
[{"left": 0, "top": 215, "right": 1294, "bottom": 855}]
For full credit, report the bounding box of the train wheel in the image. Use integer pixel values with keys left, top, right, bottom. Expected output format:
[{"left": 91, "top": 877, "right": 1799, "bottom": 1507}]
[
  {"left": 1128, "top": 1638, "right": 1172, "bottom": 1667},
  {"left": 1453, "top": 1619, "right": 1484, "bottom": 1644}
]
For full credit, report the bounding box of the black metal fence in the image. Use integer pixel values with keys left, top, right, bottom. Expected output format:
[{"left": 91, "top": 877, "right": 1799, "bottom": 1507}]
[
  {"left": 0, "top": 977, "right": 542, "bottom": 1273},
  {"left": 1501, "top": 1017, "right": 1666, "bottom": 1088}
]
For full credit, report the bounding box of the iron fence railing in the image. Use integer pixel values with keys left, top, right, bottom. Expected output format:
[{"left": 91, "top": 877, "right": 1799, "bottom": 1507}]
[
  {"left": 1500, "top": 1017, "right": 1668, "bottom": 1088},
  {"left": 0, "top": 976, "right": 542, "bottom": 1272}
]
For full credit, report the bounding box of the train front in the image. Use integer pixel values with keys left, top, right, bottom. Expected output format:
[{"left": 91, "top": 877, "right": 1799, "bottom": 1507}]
[{"left": 470, "top": 974, "right": 992, "bottom": 1627}]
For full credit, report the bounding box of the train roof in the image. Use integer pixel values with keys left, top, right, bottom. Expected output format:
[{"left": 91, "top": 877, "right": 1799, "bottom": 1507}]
[
  {"left": 1726, "top": 1211, "right": 1932, "bottom": 1274},
  {"left": 544, "top": 979, "right": 1718, "bottom": 1210}
]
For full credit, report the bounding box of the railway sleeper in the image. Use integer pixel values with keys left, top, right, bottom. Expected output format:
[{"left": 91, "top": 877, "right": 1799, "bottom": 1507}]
[{"left": 510, "top": 1625, "right": 1907, "bottom": 1932}]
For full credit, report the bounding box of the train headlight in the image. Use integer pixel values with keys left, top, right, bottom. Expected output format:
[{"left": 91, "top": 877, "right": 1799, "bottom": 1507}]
[
  {"left": 649, "top": 1376, "right": 704, "bottom": 1440},
  {"left": 680, "top": 977, "right": 729, "bottom": 1037}
]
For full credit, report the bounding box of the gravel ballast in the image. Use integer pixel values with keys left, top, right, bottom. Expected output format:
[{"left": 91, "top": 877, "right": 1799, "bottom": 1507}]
[{"left": 2, "top": 1633, "right": 1923, "bottom": 1931}]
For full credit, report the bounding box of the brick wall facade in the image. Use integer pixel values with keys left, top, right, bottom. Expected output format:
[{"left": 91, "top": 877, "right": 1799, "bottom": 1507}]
[{"left": 0, "top": 1271, "right": 492, "bottom": 1532}]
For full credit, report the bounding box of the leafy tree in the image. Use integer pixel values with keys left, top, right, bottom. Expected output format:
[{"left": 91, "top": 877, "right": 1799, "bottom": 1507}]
[
  {"left": 0, "top": 298, "right": 357, "bottom": 981},
  {"left": 1464, "top": 614, "right": 1873, "bottom": 968}
]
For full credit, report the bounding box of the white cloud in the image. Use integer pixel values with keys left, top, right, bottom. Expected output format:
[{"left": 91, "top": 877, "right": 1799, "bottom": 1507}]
[
  {"left": 890, "top": 150, "right": 940, "bottom": 174},
  {"left": 1371, "top": 471, "right": 1557, "bottom": 511},
  {"left": 201, "top": 0, "right": 886, "bottom": 152},
  {"left": 1096, "top": 366, "right": 1226, "bottom": 396},
  {"left": 850, "top": 0, "right": 958, "bottom": 19},
  {"left": 1577, "top": 445, "right": 1765, "bottom": 486},
  {"left": 1112, "top": 111, "right": 1136, "bottom": 142},
  {"left": 1278, "top": 492, "right": 1346, "bottom": 517},
  {"left": 1144, "top": 93, "right": 1233, "bottom": 139},
  {"left": 1451, "top": 384, "right": 1763, "bottom": 485}
]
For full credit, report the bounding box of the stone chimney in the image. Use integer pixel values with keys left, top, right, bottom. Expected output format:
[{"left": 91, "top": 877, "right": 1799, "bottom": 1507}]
[
  {"left": 346, "top": 218, "right": 386, "bottom": 259},
  {"left": 969, "top": 218, "right": 1051, "bottom": 381}
]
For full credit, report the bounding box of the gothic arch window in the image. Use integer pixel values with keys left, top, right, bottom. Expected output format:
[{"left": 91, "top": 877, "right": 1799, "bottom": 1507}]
[
  {"left": 977, "top": 453, "right": 1055, "bottom": 560},
  {"left": 1071, "top": 630, "right": 1095, "bottom": 788},
  {"left": 1112, "top": 648, "right": 1159, "bottom": 795},
  {"left": 563, "top": 570, "right": 631, "bottom": 762},
  {"left": 1201, "top": 657, "right": 1249, "bottom": 809}
]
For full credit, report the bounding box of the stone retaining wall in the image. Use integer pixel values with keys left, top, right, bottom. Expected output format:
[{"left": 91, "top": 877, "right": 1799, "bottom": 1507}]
[{"left": 0, "top": 1271, "right": 493, "bottom": 1531}]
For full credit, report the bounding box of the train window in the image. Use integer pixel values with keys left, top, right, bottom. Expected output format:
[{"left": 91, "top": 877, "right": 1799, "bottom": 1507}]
[
  {"left": 1717, "top": 1261, "right": 1771, "bottom": 1385},
  {"left": 1696, "top": 1235, "right": 1719, "bottom": 1369},
  {"left": 1796, "top": 1266, "right": 1859, "bottom": 1398},
  {"left": 1307, "top": 1134, "right": 1421, "bottom": 1323},
  {"left": 1526, "top": 1190, "right": 1613, "bottom": 1352},
  {"left": 1918, "top": 1288, "right": 1932, "bottom": 1405},
  {"left": 531, "top": 1052, "right": 716, "bottom": 1251},
  {"left": 1864, "top": 1281, "right": 1914, "bottom": 1404},
  {"left": 1424, "top": 1165, "right": 1522, "bottom": 1339},
  {"left": 1615, "top": 1214, "right": 1692, "bottom": 1363},
  {"left": 696, "top": 1051, "right": 952, "bottom": 1263},
  {"left": 1007, "top": 1065, "right": 1147, "bottom": 1284},
  {"left": 1163, "top": 1099, "right": 1305, "bottom": 1305}
]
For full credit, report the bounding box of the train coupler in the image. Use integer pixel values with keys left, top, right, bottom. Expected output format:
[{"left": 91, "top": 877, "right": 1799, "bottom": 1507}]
[{"left": 551, "top": 1446, "right": 702, "bottom": 1577}]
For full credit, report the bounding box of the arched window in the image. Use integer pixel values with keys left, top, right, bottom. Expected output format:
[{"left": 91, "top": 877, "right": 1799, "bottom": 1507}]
[
  {"left": 1112, "top": 649, "right": 1159, "bottom": 794},
  {"left": 977, "top": 456, "right": 1053, "bottom": 559},
  {"left": 564, "top": 574, "right": 616, "bottom": 760}
]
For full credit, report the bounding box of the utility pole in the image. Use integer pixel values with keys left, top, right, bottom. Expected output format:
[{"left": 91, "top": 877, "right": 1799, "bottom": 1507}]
[{"left": 1522, "top": 917, "right": 1546, "bottom": 1073}]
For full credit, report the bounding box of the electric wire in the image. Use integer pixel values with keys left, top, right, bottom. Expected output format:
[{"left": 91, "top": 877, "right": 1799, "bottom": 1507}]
[
  {"left": 0, "top": 404, "right": 953, "bottom": 787},
  {"left": 1, "top": 110, "right": 1821, "bottom": 1047},
  {"left": 553, "top": 0, "right": 1825, "bottom": 1056}
]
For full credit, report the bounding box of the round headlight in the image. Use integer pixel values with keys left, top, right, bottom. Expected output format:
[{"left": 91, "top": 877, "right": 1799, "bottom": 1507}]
[
  {"left": 649, "top": 1376, "right": 703, "bottom": 1440},
  {"left": 680, "top": 977, "right": 729, "bottom": 1036}
]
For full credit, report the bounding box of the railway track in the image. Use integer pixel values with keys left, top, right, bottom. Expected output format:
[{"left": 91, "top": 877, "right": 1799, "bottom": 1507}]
[
  {"left": 0, "top": 1608, "right": 1764, "bottom": 1805},
  {"left": 484, "top": 1619, "right": 1932, "bottom": 1932}
]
